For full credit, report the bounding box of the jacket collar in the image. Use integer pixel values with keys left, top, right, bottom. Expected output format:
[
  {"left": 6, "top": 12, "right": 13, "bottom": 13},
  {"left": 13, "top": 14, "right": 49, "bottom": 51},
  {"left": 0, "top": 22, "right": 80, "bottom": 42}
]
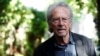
[
  {"left": 46, "top": 32, "right": 88, "bottom": 56},
  {"left": 71, "top": 32, "right": 87, "bottom": 56}
]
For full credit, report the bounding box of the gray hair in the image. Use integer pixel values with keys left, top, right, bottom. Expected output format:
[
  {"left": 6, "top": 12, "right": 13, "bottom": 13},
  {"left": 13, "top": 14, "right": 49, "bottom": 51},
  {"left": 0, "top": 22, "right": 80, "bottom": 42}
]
[{"left": 46, "top": 2, "right": 73, "bottom": 22}]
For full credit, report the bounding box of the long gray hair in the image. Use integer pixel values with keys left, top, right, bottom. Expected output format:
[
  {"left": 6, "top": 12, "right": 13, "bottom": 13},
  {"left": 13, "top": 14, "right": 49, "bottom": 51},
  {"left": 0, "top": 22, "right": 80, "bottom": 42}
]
[{"left": 46, "top": 2, "right": 73, "bottom": 22}]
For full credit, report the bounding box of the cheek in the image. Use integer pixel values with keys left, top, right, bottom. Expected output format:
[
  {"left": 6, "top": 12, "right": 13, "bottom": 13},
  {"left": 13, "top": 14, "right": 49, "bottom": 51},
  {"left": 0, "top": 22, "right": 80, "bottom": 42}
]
[
  {"left": 51, "top": 24, "right": 57, "bottom": 29},
  {"left": 49, "top": 23, "right": 55, "bottom": 28},
  {"left": 49, "top": 23, "right": 58, "bottom": 30},
  {"left": 49, "top": 22, "right": 56, "bottom": 27},
  {"left": 65, "top": 22, "right": 71, "bottom": 28},
  {"left": 69, "top": 21, "right": 72, "bottom": 28},
  {"left": 69, "top": 20, "right": 72, "bottom": 27}
]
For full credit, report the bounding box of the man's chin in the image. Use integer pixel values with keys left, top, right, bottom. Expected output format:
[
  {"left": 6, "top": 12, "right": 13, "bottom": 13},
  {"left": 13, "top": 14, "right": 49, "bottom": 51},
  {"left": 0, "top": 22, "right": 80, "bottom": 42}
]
[{"left": 56, "top": 34, "right": 66, "bottom": 37}]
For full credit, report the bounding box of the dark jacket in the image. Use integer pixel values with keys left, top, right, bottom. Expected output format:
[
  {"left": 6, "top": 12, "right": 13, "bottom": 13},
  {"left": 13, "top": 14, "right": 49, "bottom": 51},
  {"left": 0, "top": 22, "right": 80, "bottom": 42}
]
[{"left": 34, "top": 32, "right": 96, "bottom": 56}]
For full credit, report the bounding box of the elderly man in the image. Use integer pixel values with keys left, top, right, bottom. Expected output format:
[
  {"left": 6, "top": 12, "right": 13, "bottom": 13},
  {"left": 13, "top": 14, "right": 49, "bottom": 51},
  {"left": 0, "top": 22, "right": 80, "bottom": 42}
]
[{"left": 34, "top": 2, "right": 96, "bottom": 56}]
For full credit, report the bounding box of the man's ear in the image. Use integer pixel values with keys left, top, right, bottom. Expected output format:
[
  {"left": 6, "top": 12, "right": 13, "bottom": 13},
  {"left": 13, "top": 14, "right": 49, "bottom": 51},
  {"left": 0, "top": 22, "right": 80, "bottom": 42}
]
[
  {"left": 69, "top": 20, "right": 72, "bottom": 30},
  {"left": 48, "top": 22, "right": 53, "bottom": 33}
]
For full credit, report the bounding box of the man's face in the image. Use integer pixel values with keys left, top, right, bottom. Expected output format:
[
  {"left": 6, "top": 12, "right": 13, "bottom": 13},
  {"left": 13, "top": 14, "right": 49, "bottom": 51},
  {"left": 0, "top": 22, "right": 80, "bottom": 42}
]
[{"left": 49, "top": 6, "right": 71, "bottom": 37}]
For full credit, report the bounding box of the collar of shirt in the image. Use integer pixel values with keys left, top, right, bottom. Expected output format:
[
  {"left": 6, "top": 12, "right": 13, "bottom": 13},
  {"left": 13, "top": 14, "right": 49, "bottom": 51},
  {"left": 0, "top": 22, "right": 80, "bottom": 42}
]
[
  {"left": 69, "top": 32, "right": 75, "bottom": 45},
  {"left": 54, "top": 32, "right": 75, "bottom": 49}
]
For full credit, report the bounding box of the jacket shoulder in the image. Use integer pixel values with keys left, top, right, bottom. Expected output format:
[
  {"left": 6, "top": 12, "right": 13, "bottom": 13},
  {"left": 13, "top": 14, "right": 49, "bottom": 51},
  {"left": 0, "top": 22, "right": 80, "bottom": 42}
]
[
  {"left": 72, "top": 32, "right": 90, "bottom": 41},
  {"left": 72, "top": 32, "right": 96, "bottom": 56},
  {"left": 37, "top": 37, "right": 54, "bottom": 49},
  {"left": 34, "top": 37, "right": 54, "bottom": 56}
]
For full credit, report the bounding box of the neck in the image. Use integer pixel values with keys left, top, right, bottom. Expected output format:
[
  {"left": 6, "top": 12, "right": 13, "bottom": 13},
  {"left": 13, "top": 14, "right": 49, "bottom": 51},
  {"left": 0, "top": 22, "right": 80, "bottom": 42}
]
[{"left": 55, "top": 33, "right": 70, "bottom": 45}]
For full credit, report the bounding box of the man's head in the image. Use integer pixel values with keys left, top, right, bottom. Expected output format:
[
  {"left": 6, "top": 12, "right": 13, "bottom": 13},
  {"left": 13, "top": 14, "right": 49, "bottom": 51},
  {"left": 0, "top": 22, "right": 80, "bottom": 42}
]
[{"left": 46, "top": 2, "right": 73, "bottom": 37}]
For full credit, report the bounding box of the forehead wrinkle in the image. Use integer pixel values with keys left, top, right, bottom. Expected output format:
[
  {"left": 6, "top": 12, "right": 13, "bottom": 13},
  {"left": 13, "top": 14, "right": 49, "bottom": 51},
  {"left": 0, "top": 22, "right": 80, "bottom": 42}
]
[{"left": 51, "top": 6, "right": 70, "bottom": 18}]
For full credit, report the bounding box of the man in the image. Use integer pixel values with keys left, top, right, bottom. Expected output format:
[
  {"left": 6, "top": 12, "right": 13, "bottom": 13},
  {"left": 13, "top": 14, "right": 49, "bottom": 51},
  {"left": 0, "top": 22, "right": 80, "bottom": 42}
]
[{"left": 34, "top": 2, "right": 96, "bottom": 56}]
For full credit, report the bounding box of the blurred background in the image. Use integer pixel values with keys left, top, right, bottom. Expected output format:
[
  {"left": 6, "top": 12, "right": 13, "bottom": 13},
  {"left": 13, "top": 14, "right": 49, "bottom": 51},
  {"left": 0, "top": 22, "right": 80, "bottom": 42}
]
[{"left": 0, "top": 0, "right": 99, "bottom": 56}]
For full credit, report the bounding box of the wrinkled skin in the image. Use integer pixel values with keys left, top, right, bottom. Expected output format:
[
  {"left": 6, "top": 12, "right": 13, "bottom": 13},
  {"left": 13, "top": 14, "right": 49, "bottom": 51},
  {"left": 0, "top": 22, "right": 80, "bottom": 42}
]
[{"left": 49, "top": 6, "right": 71, "bottom": 38}]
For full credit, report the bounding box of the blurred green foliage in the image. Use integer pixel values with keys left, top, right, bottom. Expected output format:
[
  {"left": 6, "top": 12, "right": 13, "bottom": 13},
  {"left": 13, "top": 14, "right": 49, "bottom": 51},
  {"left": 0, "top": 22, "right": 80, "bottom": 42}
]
[
  {"left": 0, "top": 0, "right": 47, "bottom": 56},
  {"left": 65, "top": 0, "right": 96, "bottom": 22}
]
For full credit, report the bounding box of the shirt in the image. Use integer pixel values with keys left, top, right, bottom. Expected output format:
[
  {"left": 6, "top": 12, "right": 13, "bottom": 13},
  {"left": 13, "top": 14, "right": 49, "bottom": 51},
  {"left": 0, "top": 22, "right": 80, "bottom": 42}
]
[{"left": 55, "top": 33, "right": 76, "bottom": 56}]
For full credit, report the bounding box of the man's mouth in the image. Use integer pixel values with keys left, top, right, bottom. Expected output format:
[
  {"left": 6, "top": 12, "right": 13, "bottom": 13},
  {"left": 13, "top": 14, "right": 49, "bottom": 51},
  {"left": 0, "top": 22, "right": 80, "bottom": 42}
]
[{"left": 57, "top": 29, "right": 66, "bottom": 32}]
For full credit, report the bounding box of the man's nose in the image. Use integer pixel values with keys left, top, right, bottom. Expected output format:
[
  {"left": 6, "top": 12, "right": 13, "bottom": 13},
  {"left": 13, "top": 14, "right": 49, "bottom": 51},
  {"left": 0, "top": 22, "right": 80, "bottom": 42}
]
[{"left": 59, "top": 19, "right": 64, "bottom": 25}]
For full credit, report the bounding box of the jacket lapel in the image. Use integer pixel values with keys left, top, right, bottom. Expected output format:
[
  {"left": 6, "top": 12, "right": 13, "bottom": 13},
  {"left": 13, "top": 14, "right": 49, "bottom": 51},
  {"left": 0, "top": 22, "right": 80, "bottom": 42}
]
[
  {"left": 72, "top": 33, "right": 87, "bottom": 56},
  {"left": 46, "top": 33, "right": 88, "bottom": 56}
]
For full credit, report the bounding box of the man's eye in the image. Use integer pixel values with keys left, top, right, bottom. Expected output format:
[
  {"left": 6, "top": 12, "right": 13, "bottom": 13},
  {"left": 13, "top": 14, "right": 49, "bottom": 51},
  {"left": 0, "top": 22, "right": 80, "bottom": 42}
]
[
  {"left": 53, "top": 19, "right": 58, "bottom": 21},
  {"left": 52, "top": 18, "right": 59, "bottom": 21},
  {"left": 63, "top": 18, "right": 68, "bottom": 20}
]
